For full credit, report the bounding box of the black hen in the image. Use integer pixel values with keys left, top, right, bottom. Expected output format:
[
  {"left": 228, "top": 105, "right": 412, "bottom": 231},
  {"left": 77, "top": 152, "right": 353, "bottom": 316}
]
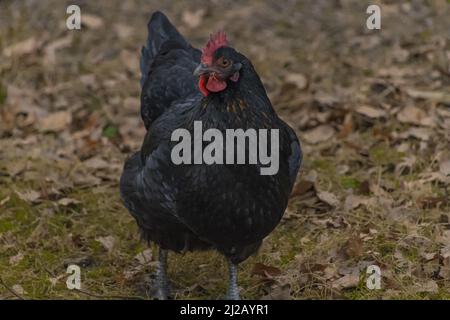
[{"left": 120, "top": 11, "right": 302, "bottom": 299}]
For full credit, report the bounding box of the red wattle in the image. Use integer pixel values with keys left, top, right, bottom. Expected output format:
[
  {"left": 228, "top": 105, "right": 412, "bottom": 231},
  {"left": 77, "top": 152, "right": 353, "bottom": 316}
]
[
  {"left": 199, "top": 75, "right": 209, "bottom": 96},
  {"left": 206, "top": 77, "right": 227, "bottom": 92}
]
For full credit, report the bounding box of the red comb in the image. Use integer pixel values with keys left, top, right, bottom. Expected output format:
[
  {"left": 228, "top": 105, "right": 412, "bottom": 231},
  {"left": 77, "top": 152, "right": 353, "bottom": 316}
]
[{"left": 201, "top": 31, "right": 229, "bottom": 65}]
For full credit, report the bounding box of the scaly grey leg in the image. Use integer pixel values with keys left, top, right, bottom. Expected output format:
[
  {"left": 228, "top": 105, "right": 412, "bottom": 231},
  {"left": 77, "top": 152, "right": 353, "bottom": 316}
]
[
  {"left": 154, "top": 248, "right": 170, "bottom": 300},
  {"left": 226, "top": 259, "right": 241, "bottom": 300}
]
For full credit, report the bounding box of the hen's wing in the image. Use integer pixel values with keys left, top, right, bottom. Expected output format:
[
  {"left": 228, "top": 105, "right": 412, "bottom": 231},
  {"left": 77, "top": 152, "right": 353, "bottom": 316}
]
[{"left": 140, "top": 11, "right": 201, "bottom": 129}]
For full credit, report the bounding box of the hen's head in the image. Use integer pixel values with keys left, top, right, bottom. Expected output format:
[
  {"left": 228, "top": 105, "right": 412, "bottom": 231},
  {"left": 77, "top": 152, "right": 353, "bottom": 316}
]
[{"left": 194, "top": 31, "right": 243, "bottom": 97}]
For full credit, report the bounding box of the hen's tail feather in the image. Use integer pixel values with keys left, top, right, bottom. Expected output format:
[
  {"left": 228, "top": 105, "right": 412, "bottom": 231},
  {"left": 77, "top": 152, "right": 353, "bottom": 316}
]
[{"left": 140, "top": 11, "right": 189, "bottom": 87}]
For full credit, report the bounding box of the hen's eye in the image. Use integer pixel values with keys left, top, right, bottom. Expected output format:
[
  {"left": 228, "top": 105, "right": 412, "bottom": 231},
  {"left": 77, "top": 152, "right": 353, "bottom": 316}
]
[{"left": 219, "top": 58, "right": 231, "bottom": 68}]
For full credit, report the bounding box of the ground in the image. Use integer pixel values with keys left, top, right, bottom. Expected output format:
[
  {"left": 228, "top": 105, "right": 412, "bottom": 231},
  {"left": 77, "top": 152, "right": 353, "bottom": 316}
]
[{"left": 0, "top": 0, "right": 450, "bottom": 299}]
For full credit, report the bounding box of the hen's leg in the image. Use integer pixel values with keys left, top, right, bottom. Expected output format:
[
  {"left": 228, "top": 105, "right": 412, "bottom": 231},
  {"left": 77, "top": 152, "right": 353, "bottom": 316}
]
[
  {"left": 154, "top": 248, "right": 170, "bottom": 299},
  {"left": 226, "top": 259, "right": 241, "bottom": 300}
]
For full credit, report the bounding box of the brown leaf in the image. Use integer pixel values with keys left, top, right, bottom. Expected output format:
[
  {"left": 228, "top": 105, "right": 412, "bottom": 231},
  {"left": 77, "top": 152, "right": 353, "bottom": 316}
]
[
  {"left": 120, "top": 50, "right": 139, "bottom": 74},
  {"left": 399, "top": 127, "right": 432, "bottom": 141},
  {"left": 252, "top": 262, "right": 282, "bottom": 278},
  {"left": 182, "top": 9, "right": 206, "bottom": 29},
  {"left": 260, "top": 282, "right": 291, "bottom": 300},
  {"left": 316, "top": 191, "right": 340, "bottom": 207},
  {"left": 440, "top": 160, "right": 450, "bottom": 176},
  {"left": 338, "top": 113, "right": 353, "bottom": 138},
  {"left": 134, "top": 249, "right": 153, "bottom": 265},
  {"left": 302, "top": 125, "right": 335, "bottom": 144},
  {"left": 40, "top": 111, "right": 72, "bottom": 132},
  {"left": 82, "top": 14, "right": 104, "bottom": 29},
  {"left": 405, "top": 88, "right": 450, "bottom": 104},
  {"left": 123, "top": 97, "right": 140, "bottom": 112},
  {"left": 290, "top": 180, "right": 314, "bottom": 198},
  {"left": 57, "top": 198, "right": 81, "bottom": 207},
  {"left": 114, "top": 24, "right": 133, "bottom": 40},
  {"left": 417, "top": 196, "right": 449, "bottom": 209},
  {"left": 3, "top": 37, "right": 40, "bottom": 57},
  {"left": 421, "top": 252, "right": 437, "bottom": 261},
  {"left": 332, "top": 273, "right": 360, "bottom": 290},
  {"left": 397, "top": 106, "right": 434, "bottom": 126},
  {"left": 343, "top": 236, "right": 364, "bottom": 258},
  {"left": 15, "top": 190, "right": 41, "bottom": 204},
  {"left": 95, "top": 236, "right": 115, "bottom": 253},
  {"left": 356, "top": 105, "right": 387, "bottom": 119},
  {"left": 413, "top": 280, "right": 439, "bottom": 294},
  {"left": 284, "top": 73, "right": 308, "bottom": 90},
  {"left": 83, "top": 157, "right": 109, "bottom": 169},
  {"left": 11, "top": 284, "right": 26, "bottom": 295},
  {"left": 344, "top": 194, "right": 371, "bottom": 211}
]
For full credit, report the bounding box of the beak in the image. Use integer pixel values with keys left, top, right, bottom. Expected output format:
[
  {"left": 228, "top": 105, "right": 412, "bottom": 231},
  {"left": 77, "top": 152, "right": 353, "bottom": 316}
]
[{"left": 193, "top": 63, "right": 212, "bottom": 76}]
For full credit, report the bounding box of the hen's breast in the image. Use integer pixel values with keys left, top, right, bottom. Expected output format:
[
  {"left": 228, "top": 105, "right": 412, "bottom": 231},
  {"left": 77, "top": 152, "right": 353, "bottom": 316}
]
[{"left": 170, "top": 104, "right": 293, "bottom": 251}]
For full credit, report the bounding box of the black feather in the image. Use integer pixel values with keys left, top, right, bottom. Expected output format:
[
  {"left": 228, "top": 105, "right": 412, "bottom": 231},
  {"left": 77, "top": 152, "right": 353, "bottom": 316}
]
[
  {"left": 139, "top": 11, "right": 201, "bottom": 129},
  {"left": 121, "top": 12, "right": 302, "bottom": 264}
]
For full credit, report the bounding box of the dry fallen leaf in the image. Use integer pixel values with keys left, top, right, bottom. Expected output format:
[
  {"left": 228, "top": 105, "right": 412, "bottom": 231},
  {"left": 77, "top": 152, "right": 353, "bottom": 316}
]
[
  {"left": 405, "top": 88, "right": 450, "bottom": 104},
  {"left": 134, "top": 249, "right": 153, "bottom": 265},
  {"left": 11, "top": 284, "right": 26, "bottom": 295},
  {"left": 399, "top": 127, "right": 432, "bottom": 141},
  {"left": 114, "top": 24, "right": 133, "bottom": 40},
  {"left": 290, "top": 180, "right": 314, "bottom": 198},
  {"left": 120, "top": 50, "right": 140, "bottom": 74},
  {"left": 413, "top": 280, "right": 439, "bottom": 294},
  {"left": 82, "top": 14, "right": 104, "bottom": 29},
  {"left": 302, "top": 125, "right": 335, "bottom": 144},
  {"left": 83, "top": 157, "right": 109, "bottom": 169},
  {"left": 95, "top": 236, "right": 115, "bottom": 253},
  {"left": 344, "top": 194, "right": 370, "bottom": 211},
  {"left": 123, "top": 97, "right": 140, "bottom": 112},
  {"left": 284, "top": 73, "right": 308, "bottom": 90},
  {"left": 316, "top": 191, "right": 340, "bottom": 207},
  {"left": 40, "top": 111, "right": 72, "bottom": 132},
  {"left": 182, "top": 9, "right": 206, "bottom": 29},
  {"left": 15, "top": 190, "right": 41, "bottom": 204},
  {"left": 332, "top": 273, "right": 360, "bottom": 290},
  {"left": 57, "top": 198, "right": 81, "bottom": 207},
  {"left": 439, "top": 160, "right": 450, "bottom": 176},
  {"left": 417, "top": 196, "right": 449, "bottom": 209},
  {"left": 356, "top": 105, "right": 387, "bottom": 119},
  {"left": 343, "top": 237, "right": 364, "bottom": 258},
  {"left": 260, "top": 282, "right": 291, "bottom": 300},
  {"left": 252, "top": 262, "right": 282, "bottom": 279},
  {"left": 397, "top": 106, "right": 433, "bottom": 126},
  {"left": 3, "top": 37, "right": 39, "bottom": 57}
]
